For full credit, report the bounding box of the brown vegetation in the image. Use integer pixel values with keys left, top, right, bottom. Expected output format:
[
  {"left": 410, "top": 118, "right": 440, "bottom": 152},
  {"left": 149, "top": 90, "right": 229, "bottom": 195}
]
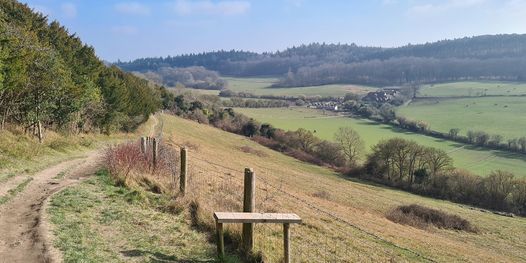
[
  {"left": 104, "top": 142, "right": 177, "bottom": 194},
  {"left": 386, "top": 204, "right": 478, "bottom": 233}
]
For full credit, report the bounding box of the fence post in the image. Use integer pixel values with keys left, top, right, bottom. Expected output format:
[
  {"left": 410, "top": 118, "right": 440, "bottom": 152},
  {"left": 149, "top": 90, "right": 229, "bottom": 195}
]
[
  {"left": 152, "top": 138, "right": 158, "bottom": 168},
  {"left": 217, "top": 222, "right": 225, "bottom": 259},
  {"left": 140, "top": 137, "right": 146, "bottom": 154},
  {"left": 180, "top": 147, "right": 187, "bottom": 195},
  {"left": 283, "top": 223, "right": 290, "bottom": 263},
  {"left": 242, "top": 168, "right": 255, "bottom": 254}
]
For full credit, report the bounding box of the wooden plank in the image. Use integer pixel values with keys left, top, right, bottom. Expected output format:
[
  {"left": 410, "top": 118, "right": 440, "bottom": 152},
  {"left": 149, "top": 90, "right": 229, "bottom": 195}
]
[{"left": 214, "top": 212, "right": 302, "bottom": 224}]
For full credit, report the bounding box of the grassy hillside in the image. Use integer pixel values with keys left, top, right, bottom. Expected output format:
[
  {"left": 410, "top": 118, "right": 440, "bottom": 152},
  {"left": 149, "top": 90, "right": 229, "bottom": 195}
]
[
  {"left": 224, "top": 77, "right": 376, "bottom": 97},
  {"left": 44, "top": 114, "right": 526, "bottom": 261},
  {"left": 419, "top": 82, "right": 526, "bottom": 97},
  {"left": 236, "top": 107, "right": 526, "bottom": 177},
  {"left": 398, "top": 97, "right": 526, "bottom": 140},
  {"left": 151, "top": 113, "right": 525, "bottom": 262}
]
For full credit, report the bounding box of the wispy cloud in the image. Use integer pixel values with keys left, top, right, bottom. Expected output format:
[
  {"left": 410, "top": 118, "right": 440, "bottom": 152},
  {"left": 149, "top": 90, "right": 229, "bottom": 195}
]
[
  {"left": 115, "top": 2, "right": 151, "bottom": 16},
  {"left": 172, "top": 0, "right": 250, "bottom": 16},
  {"left": 111, "top": 25, "right": 139, "bottom": 35},
  {"left": 61, "top": 3, "right": 77, "bottom": 18},
  {"left": 408, "top": 0, "right": 486, "bottom": 16}
]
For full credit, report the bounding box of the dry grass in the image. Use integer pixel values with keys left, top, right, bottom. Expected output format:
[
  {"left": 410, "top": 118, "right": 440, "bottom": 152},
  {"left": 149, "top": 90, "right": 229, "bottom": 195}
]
[
  {"left": 0, "top": 118, "right": 149, "bottom": 182},
  {"left": 104, "top": 142, "right": 178, "bottom": 195},
  {"left": 386, "top": 204, "right": 478, "bottom": 233},
  {"left": 239, "top": 145, "right": 268, "bottom": 157},
  {"left": 150, "top": 114, "right": 526, "bottom": 262}
]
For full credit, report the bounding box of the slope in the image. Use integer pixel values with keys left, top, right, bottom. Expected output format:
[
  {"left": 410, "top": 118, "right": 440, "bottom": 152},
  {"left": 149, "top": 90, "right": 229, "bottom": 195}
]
[{"left": 155, "top": 114, "right": 526, "bottom": 262}]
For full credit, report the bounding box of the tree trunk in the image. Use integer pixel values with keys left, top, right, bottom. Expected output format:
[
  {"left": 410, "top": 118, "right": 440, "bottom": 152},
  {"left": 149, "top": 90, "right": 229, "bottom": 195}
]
[{"left": 37, "top": 121, "right": 43, "bottom": 143}]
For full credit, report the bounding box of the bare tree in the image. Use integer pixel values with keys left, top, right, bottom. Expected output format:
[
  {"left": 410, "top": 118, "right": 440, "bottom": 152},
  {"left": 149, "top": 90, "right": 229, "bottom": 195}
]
[{"left": 334, "top": 127, "right": 365, "bottom": 167}]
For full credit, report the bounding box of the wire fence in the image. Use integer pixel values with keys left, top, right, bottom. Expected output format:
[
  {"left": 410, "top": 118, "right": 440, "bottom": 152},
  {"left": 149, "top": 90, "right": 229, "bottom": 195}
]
[{"left": 149, "top": 115, "right": 434, "bottom": 262}]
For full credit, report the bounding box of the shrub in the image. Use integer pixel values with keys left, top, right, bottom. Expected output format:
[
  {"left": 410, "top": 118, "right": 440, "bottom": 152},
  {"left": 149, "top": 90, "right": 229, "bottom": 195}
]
[
  {"left": 386, "top": 204, "right": 478, "bottom": 233},
  {"left": 104, "top": 141, "right": 178, "bottom": 194}
]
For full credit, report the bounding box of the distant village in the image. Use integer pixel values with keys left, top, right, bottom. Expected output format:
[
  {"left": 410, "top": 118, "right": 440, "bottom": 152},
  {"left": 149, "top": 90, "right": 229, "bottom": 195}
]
[{"left": 307, "top": 88, "right": 399, "bottom": 111}]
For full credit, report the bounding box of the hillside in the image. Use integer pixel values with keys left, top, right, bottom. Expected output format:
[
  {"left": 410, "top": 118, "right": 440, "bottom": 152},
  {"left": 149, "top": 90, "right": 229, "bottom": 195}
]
[
  {"left": 48, "top": 113, "right": 525, "bottom": 262},
  {"left": 0, "top": 0, "right": 160, "bottom": 139},
  {"left": 117, "top": 35, "right": 526, "bottom": 86}
]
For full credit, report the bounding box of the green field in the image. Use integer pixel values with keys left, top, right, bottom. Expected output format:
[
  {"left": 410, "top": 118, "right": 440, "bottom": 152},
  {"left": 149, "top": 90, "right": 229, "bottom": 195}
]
[
  {"left": 398, "top": 97, "right": 526, "bottom": 140},
  {"left": 236, "top": 107, "right": 526, "bottom": 177},
  {"left": 419, "top": 81, "right": 526, "bottom": 97},
  {"left": 224, "top": 77, "right": 376, "bottom": 97}
]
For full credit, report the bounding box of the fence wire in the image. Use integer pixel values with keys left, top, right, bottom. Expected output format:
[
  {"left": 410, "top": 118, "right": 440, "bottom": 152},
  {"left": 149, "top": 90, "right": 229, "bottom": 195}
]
[{"left": 149, "top": 117, "right": 434, "bottom": 262}]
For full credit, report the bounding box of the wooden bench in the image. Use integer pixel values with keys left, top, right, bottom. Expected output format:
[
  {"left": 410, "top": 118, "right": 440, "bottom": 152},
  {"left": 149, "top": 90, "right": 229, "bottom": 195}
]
[{"left": 214, "top": 212, "right": 302, "bottom": 262}]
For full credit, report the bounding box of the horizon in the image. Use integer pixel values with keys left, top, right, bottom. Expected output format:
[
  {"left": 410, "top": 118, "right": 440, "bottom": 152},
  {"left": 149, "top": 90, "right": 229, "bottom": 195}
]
[{"left": 18, "top": 0, "right": 526, "bottom": 62}]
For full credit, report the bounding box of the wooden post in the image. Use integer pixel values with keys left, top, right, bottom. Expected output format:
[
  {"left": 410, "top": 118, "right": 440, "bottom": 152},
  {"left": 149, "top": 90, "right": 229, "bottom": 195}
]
[
  {"left": 152, "top": 138, "right": 158, "bottom": 168},
  {"left": 283, "top": 223, "right": 290, "bottom": 263},
  {"left": 217, "top": 222, "right": 225, "bottom": 259},
  {"left": 242, "top": 168, "right": 255, "bottom": 253},
  {"left": 140, "top": 137, "right": 146, "bottom": 154},
  {"left": 180, "top": 147, "right": 187, "bottom": 195}
]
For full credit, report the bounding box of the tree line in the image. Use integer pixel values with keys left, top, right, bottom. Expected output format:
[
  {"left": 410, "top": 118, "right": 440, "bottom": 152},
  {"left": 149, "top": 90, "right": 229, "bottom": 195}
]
[
  {"left": 364, "top": 138, "right": 526, "bottom": 216},
  {"left": 118, "top": 36, "right": 526, "bottom": 87},
  {"left": 337, "top": 92, "right": 526, "bottom": 156},
  {"left": 134, "top": 66, "right": 226, "bottom": 90},
  {"left": 0, "top": 0, "right": 160, "bottom": 141}
]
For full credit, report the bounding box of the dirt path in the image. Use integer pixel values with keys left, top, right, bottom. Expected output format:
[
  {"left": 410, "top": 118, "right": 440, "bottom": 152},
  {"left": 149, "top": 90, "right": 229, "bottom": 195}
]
[
  {"left": 0, "top": 150, "right": 102, "bottom": 263},
  {"left": 0, "top": 115, "right": 160, "bottom": 262}
]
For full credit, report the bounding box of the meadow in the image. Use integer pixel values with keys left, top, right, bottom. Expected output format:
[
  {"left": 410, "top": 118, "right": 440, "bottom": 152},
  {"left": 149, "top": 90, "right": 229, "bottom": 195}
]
[
  {"left": 419, "top": 81, "right": 526, "bottom": 97},
  {"left": 236, "top": 107, "right": 526, "bottom": 177},
  {"left": 223, "top": 77, "right": 376, "bottom": 97},
  {"left": 159, "top": 115, "right": 526, "bottom": 261},
  {"left": 398, "top": 96, "right": 526, "bottom": 140}
]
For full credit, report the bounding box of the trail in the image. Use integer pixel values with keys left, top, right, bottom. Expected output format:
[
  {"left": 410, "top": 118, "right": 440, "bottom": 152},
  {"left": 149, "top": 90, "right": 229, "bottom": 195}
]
[
  {"left": 0, "top": 151, "right": 102, "bottom": 263},
  {"left": 0, "top": 115, "right": 160, "bottom": 263}
]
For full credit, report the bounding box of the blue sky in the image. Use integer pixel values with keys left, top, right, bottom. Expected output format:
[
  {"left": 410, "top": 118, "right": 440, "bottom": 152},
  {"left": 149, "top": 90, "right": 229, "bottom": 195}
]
[{"left": 19, "top": 0, "right": 526, "bottom": 62}]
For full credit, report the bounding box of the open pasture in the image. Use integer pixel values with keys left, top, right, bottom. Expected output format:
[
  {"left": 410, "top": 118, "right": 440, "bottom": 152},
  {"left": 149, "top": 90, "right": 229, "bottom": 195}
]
[
  {"left": 224, "top": 77, "right": 376, "bottom": 97},
  {"left": 398, "top": 96, "right": 526, "bottom": 140},
  {"left": 419, "top": 81, "right": 526, "bottom": 97},
  {"left": 236, "top": 107, "right": 526, "bottom": 177}
]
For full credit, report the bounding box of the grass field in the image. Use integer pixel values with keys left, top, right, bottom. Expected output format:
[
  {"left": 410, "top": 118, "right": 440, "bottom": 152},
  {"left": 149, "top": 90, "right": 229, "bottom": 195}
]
[
  {"left": 149, "top": 114, "right": 526, "bottom": 262},
  {"left": 398, "top": 96, "right": 526, "bottom": 140},
  {"left": 236, "top": 107, "right": 526, "bottom": 177},
  {"left": 48, "top": 170, "right": 223, "bottom": 262},
  {"left": 419, "top": 81, "right": 526, "bottom": 97},
  {"left": 224, "top": 77, "right": 376, "bottom": 97}
]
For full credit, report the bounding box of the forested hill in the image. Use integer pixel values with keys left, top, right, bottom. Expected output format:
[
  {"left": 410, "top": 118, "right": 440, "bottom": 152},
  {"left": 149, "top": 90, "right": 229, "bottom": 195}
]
[
  {"left": 117, "top": 35, "right": 526, "bottom": 87},
  {"left": 0, "top": 0, "right": 160, "bottom": 140}
]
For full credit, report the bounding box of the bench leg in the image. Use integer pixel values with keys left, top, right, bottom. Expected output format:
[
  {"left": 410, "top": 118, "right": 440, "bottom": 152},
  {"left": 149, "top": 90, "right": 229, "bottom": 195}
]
[
  {"left": 217, "top": 222, "right": 224, "bottom": 259},
  {"left": 284, "top": 223, "right": 290, "bottom": 263}
]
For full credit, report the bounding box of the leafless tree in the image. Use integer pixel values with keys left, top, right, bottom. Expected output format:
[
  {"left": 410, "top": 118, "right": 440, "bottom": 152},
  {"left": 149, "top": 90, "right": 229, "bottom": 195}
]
[{"left": 334, "top": 127, "right": 365, "bottom": 167}]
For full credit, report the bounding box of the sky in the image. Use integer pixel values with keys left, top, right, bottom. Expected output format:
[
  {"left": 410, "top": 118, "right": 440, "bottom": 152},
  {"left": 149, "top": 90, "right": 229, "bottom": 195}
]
[{"left": 18, "top": 0, "right": 526, "bottom": 62}]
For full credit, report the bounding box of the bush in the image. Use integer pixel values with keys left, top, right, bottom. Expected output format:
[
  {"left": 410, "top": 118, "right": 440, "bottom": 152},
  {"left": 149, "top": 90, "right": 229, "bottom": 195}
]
[
  {"left": 386, "top": 204, "right": 478, "bottom": 232},
  {"left": 104, "top": 141, "right": 178, "bottom": 194}
]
